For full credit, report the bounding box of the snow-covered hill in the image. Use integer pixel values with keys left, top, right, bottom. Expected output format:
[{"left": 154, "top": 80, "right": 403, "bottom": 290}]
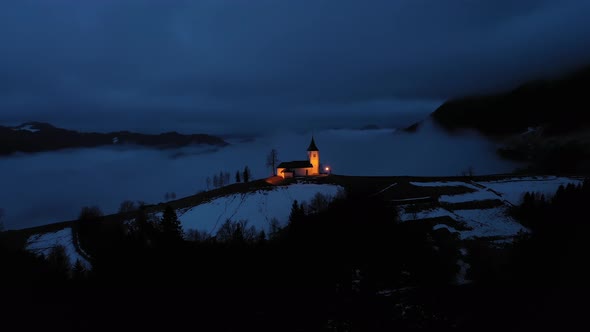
[
  {"left": 25, "top": 227, "right": 91, "bottom": 269},
  {"left": 178, "top": 183, "right": 344, "bottom": 235},
  {"left": 400, "top": 176, "right": 583, "bottom": 241}
]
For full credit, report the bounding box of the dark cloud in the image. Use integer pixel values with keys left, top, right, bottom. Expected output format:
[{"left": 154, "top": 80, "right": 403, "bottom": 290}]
[{"left": 1, "top": 0, "right": 590, "bottom": 134}]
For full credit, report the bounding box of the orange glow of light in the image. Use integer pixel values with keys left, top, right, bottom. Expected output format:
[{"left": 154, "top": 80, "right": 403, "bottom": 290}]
[{"left": 325, "top": 167, "right": 330, "bottom": 171}]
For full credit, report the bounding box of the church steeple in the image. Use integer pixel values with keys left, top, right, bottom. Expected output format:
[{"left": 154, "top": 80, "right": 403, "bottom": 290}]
[
  {"left": 307, "top": 136, "right": 319, "bottom": 152},
  {"left": 307, "top": 136, "right": 320, "bottom": 175}
]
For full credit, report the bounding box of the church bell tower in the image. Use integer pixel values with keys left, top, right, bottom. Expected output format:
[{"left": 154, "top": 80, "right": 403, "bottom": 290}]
[{"left": 307, "top": 136, "right": 320, "bottom": 175}]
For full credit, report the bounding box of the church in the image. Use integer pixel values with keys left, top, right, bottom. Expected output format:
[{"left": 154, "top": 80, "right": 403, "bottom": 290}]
[{"left": 276, "top": 136, "right": 321, "bottom": 178}]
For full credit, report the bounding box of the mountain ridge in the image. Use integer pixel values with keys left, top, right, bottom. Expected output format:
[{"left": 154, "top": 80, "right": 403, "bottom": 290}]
[
  {"left": 430, "top": 64, "right": 590, "bottom": 136},
  {"left": 0, "top": 121, "right": 228, "bottom": 155}
]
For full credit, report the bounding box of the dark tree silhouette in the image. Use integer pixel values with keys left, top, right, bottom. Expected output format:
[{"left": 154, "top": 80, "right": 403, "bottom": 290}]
[
  {"left": 72, "top": 259, "right": 87, "bottom": 280},
  {"left": 268, "top": 217, "right": 282, "bottom": 240},
  {"left": 235, "top": 170, "right": 241, "bottom": 183},
  {"left": 0, "top": 208, "right": 4, "bottom": 231},
  {"left": 288, "top": 200, "right": 305, "bottom": 224},
  {"left": 133, "top": 206, "right": 155, "bottom": 246},
  {"left": 266, "top": 148, "right": 280, "bottom": 176},
  {"left": 78, "top": 206, "right": 103, "bottom": 222},
  {"left": 243, "top": 166, "right": 251, "bottom": 183},
  {"left": 216, "top": 219, "right": 257, "bottom": 243},
  {"left": 77, "top": 206, "right": 103, "bottom": 248},
  {"left": 161, "top": 206, "right": 183, "bottom": 242},
  {"left": 46, "top": 245, "right": 71, "bottom": 280},
  {"left": 118, "top": 200, "right": 137, "bottom": 214},
  {"left": 309, "top": 192, "right": 331, "bottom": 214}
]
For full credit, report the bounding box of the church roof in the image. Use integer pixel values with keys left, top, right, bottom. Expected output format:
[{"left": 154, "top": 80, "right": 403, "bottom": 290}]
[
  {"left": 307, "top": 136, "right": 319, "bottom": 151},
  {"left": 277, "top": 160, "right": 313, "bottom": 169}
]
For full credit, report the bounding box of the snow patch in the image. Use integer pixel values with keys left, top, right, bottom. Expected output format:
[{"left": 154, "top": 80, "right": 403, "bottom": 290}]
[
  {"left": 433, "top": 224, "right": 459, "bottom": 233},
  {"left": 453, "top": 207, "right": 527, "bottom": 239},
  {"left": 26, "top": 228, "right": 91, "bottom": 269},
  {"left": 178, "top": 184, "right": 343, "bottom": 235},
  {"left": 410, "top": 181, "right": 479, "bottom": 190},
  {"left": 439, "top": 189, "right": 499, "bottom": 203},
  {"left": 398, "top": 206, "right": 455, "bottom": 222},
  {"left": 391, "top": 196, "right": 430, "bottom": 202},
  {"left": 16, "top": 124, "right": 40, "bottom": 133}
]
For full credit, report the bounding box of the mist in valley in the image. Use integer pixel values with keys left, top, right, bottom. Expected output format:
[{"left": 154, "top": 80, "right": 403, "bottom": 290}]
[{"left": 0, "top": 120, "right": 519, "bottom": 230}]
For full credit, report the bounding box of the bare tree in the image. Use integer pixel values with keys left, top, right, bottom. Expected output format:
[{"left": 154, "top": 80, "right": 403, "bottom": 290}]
[
  {"left": 309, "top": 192, "right": 331, "bottom": 214},
  {"left": 79, "top": 206, "right": 103, "bottom": 222},
  {"left": 216, "top": 219, "right": 257, "bottom": 243},
  {"left": 206, "top": 176, "right": 212, "bottom": 190},
  {"left": 118, "top": 200, "right": 137, "bottom": 214},
  {"left": 266, "top": 149, "right": 280, "bottom": 176}
]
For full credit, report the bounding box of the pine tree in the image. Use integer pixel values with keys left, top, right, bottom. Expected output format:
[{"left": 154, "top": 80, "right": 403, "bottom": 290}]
[
  {"left": 288, "top": 200, "right": 305, "bottom": 224},
  {"left": 161, "top": 206, "right": 183, "bottom": 242},
  {"left": 235, "top": 170, "right": 241, "bottom": 183},
  {"left": 134, "top": 206, "right": 154, "bottom": 246},
  {"left": 243, "top": 166, "right": 251, "bottom": 183},
  {"left": 47, "top": 245, "right": 71, "bottom": 280}
]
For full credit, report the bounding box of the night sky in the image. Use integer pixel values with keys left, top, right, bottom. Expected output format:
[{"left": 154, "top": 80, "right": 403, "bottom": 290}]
[{"left": 2, "top": 0, "right": 590, "bottom": 134}]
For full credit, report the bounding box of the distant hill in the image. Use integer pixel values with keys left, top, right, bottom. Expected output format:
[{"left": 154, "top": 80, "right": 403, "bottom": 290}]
[
  {"left": 431, "top": 65, "right": 590, "bottom": 136},
  {"left": 0, "top": 122, "right": 228, "bottom": 155},
  {"left": 426, "top": 65, "right": 590, "bottom": 173}
]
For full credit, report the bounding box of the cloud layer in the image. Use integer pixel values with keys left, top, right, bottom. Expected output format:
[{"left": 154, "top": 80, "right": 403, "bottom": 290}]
[{"left": 1, "top": 1, "right": 590, "bottom": 133}]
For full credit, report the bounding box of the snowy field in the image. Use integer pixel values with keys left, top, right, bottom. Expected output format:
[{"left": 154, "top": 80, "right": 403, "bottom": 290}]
[
  {"left": 0, "top": 121, "right": 520, "bottom": 230},
  {"left": 399, "top": 176, "right": 582, "bottom": 240},
  {"left": 25, "top": 228, "right": 91, "bottom": 269},
  {"left": 479, "top": 177, "right": 583, "bottom": 205},
  {"left": 179, "top": 184, "right": 343, "bottom": 235}
]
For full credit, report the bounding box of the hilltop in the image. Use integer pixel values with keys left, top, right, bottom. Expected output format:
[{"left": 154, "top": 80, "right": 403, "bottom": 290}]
[{"left": 0, "top": 121, "right": 228, "bottom": 155}]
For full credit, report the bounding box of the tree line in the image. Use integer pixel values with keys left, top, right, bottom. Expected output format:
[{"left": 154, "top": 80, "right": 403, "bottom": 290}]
[{"left": 206, "top": 166, "right": 252, "bottom": 190}]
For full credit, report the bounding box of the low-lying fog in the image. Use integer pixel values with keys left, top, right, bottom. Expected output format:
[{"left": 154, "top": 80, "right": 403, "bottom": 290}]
[{"left": 0, "top": 120, "right": 520, "bottom": 230}]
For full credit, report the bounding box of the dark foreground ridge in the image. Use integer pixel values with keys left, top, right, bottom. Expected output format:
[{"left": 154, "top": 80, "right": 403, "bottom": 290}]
[{"left": 2, "top": 175, "right": 589, "bottom": 331}]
